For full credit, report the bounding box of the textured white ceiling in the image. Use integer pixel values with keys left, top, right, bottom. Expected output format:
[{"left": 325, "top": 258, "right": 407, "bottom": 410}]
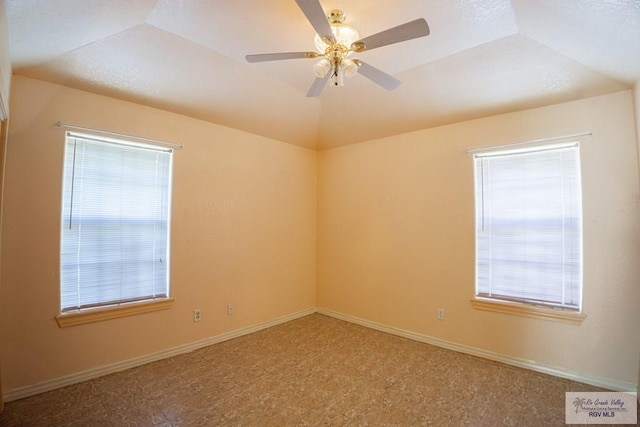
[{"left": 6, "top": 0, "right": 640, "bottom": 149}]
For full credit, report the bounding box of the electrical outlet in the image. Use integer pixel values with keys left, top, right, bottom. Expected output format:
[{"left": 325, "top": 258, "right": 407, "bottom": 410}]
[
  {"left": 193, "top": 309, "right": 202, "bottom": 322},
  {"left": 437, "top": 308, "right": 445, "bottom": 321},
  {"left": 227, "top": 304, "right": 234, "bottom": 315}
]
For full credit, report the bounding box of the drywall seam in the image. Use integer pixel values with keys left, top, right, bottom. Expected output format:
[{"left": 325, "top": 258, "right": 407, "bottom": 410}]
[
  {"left": 317, "top": 307, "right": 637, "bottom": 393},
  {"left": 2, "top": 307, "right": 317, "bottom": 402}
]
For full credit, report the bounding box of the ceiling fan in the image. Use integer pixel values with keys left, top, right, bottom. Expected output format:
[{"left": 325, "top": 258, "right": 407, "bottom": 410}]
[{"left": 246, "top": 0, "right": 430, "bottom": 97}]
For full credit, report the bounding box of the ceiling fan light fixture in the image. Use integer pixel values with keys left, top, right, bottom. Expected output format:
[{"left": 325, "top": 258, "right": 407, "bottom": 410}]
[
  {"left": 342, "top": 59, "right": 358, "bottom": 79},
  {"left": 328, "top": 58, "right": 359, "bottom": 87},
  {"left": 313, "top": 58, "right": 332, "bottom": 78},
  {"left": 330, "top": 67, "right": 344, "bottom": 87}
]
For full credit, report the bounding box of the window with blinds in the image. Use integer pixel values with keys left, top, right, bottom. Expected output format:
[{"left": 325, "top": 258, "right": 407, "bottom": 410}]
[
  {"left": 473, "top": 142, "right": 582, "bottom": 311},
  {"left": 60, "top": 132, "right": 173, "bottom": 312}
]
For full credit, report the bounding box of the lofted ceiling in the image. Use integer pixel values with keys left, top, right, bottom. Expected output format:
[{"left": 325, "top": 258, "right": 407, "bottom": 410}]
[{"left": 5, "top": 0, "right": 640, "bottom": 150}]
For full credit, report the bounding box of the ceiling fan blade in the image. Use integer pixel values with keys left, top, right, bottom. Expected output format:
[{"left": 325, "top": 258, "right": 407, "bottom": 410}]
[
  {"left": 295, "top": 0, "right": 335, "bottom": 43},
  {"left": 306, "top": 73, "right": 330, "bottom": 97},
  {"left": 246, "top": 52, "right": 319, "bottom": 63},
  {"left": 354, "top": 60, "right": 401, "bottom": 91},
  {"left": 352, "top": 18, "right": 429, "bottom": 52}
]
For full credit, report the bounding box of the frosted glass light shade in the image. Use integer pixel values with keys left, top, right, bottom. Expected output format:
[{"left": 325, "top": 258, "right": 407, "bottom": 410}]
[
  {"left": 313, "top": 58, "right": 332, "bottom": 78},
  {"left": 314, "top": 24, "right": 360, "bottom": 53},
  {"left": 342, "top": 59, "right": 358, "bottom": 78}
]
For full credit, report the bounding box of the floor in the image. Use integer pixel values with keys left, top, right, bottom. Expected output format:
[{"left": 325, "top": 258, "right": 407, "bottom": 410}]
[{"left": 0, "top": 313, "right": 634, "bottom": 426}]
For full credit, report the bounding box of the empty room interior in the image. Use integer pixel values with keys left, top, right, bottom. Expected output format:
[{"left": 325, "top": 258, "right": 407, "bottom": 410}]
[{"left": 0, "top": 0, "right": 639, "bottom": 425}]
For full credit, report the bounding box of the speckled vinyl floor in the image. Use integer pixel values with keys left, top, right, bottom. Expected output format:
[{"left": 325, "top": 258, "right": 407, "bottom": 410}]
[{"left": 0, "top": 314, "right": 635, "bottom": 426}]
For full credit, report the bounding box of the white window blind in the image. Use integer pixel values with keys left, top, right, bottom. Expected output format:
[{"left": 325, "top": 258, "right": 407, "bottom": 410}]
[
  {"left": 60, "top": 132, "right": 173, "bottom": 312},
  {"left": 474, "top": 143, "right": 582, "bottom": 311}
]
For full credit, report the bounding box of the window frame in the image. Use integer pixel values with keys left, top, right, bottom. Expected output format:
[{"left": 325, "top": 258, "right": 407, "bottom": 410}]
[
  {"left": 57, "top": 131, "right": 174, "bottom": 327},
  {"left": 470, "top": 142, "right": 585, "bottom": 323}
]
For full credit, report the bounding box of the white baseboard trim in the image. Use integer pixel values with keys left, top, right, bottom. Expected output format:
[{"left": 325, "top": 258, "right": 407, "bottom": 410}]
[
  {"left": 3, "top": 307, "right": 317, "bottom": 403},
  {"left": 316, "top": 307, "right": 638, "bottom": 393}
]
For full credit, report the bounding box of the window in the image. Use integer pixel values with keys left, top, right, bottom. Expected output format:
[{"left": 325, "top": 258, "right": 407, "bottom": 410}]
[
  {"left": 473, "top": 142, "right": 582, "bottom": 312},
  {"left": 60, "top": 132, "right": 173, "bottom": 314}
]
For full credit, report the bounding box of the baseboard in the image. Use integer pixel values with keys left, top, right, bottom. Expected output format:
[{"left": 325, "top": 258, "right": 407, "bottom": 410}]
[
  {"left": 3, "top": 307, "right": 317, "bottom": 403},
  {"left": 4, "top": 306, "right": 636, "bottom": 402},
  {"left": 316, "top": 307, "right": 638, "bottom": 393}
]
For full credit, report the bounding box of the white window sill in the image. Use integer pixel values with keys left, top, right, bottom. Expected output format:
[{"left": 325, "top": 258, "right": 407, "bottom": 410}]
[
  {"left": 470, "top": 298, "right": 586, "bottom": 324},
  {"left": 56, "top": 298, "right": 174, "bottom": 328}
]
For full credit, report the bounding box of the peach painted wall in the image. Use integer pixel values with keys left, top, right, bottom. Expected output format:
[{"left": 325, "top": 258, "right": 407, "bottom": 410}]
[
  {"left": 634, "top": 80, "right": 640, "bottom": 395},
  {"left": 317, "top": 90, "right": 640, "bottom": 388},
  {"left": 0, "top": 76, "right": 317, "bottom": 393},
  {"left": 635, "top": 80, "right": 640, "bottom": 184}
]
